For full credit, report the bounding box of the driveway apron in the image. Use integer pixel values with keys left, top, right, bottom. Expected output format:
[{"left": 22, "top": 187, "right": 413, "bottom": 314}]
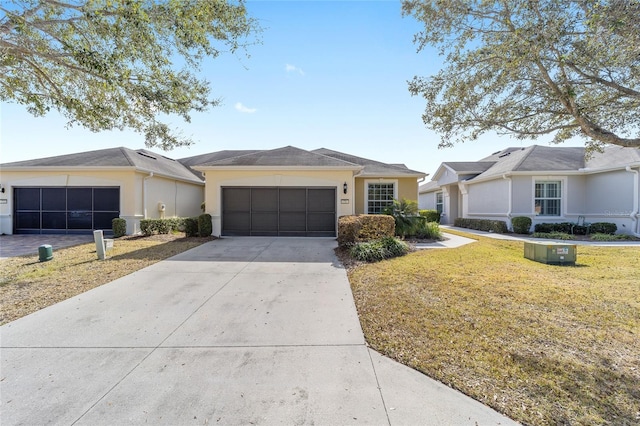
[{"left": 1, "top": 237, "right": 517, "bottom": 425}]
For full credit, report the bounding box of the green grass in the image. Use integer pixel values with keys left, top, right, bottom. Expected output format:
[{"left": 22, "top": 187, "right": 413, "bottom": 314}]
[{"left": 347, "top": 231, "right": 640, "bottom": 425}]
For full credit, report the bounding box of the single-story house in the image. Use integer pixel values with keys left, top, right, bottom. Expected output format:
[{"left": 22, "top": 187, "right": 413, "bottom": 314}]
[
  {"left": 0, "top": 145, "right": 426, "bottom": 237},
  {"left": 187, "top": 146, "right": 426, "bottom": 237},
  {"left": 0, "top": 147, "right": 205, "bottom": 235},
  {"left": 419, "top": 145, "right": 640, "bottom": 236}
]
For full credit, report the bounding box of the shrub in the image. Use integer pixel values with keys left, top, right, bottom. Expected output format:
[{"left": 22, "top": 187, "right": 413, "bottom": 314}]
[
  {"left": 511, "top": 216, "right": 532, "bottom": 234},
  {"left": 184, "top": 217, "right": 199, "bottom": 237},
  {"left": 419, "top": 209, "right": 441, "bottom": 223},
  {"left": 349, "top": 237, "right": 409, "bottom": 262},
  {"left": 112, "top": 218, "right": 127, "bottom": 238},
  {"left": 198, "top": 213, "right": 213, "bottom": 237},
  {"left": 454, "top": 218, "right": 508, "bottom": 233},
  {"left": 590, "top": 233, "right": 635, "bottom": 241},
  {"left": 413, "top": 221, "right": 443, "bottom": 240},
  {"left": 531, "top": 231, "right": 573, "bottom": 240},
  {"left": 383, "top": 198, "right": 421, "bottom": 238},
  {"left": 589, "top": 222, "right": 617, "bottom": 235},
  {"left": 338, "top": 215, "right": 395, "bottom": 247},
  {"left": 534, "top": 222, "right": 573, "bottom": 234},
  {"left": 139, "top": 218, "right": 182, "bottom": 235}
]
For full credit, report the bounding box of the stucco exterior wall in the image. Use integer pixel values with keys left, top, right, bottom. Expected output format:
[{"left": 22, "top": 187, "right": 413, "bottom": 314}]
[
  {"left": 511, "top": 175, "right": 533, "bottom": 216},
  {"left": 202, "top": 169, "right": 356, "bottom": 236},
  {"left": 354, "top": 177, "right": 419, "bottom": 215},
  {"left": 418, "top": 191, "right": 437, "bottom": 210},
  {"left": 466, "top": 179, "right": 509, "bottom": 215}
]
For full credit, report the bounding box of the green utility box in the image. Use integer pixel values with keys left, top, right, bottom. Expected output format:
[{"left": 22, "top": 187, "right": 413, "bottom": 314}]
[
  {"left": 524, "top": 241, "right": 576, "bottom": 265},
  {"left": 38, "top": 244, "right": 53, "bottom": 262}
]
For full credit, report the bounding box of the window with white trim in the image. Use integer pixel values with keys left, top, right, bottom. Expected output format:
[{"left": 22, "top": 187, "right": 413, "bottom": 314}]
[
  {"left": 435, "top": 192, "right": 444, "bottom": 214},
  {"left": 535, "top": 181, "right": 561, "bottom": 216},
  {"left": 367, "top": 182, "right": 395, "bottom": 214}
]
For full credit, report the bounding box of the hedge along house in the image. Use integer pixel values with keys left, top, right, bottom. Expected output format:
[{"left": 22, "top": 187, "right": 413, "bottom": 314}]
[
  {"left": 0, "top": 147, "right": 204, "bottom": 235},
  {"left": 190, "top": 146, "right": 426, "bottom": 237},
  {"left": 419, "top": 145, "right": 640, "bottom": 236}
]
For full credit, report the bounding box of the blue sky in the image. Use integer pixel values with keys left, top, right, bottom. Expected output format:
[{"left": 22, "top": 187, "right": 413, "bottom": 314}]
[{"left": 0, "top": 0, "right": 583, "bottom": 177}]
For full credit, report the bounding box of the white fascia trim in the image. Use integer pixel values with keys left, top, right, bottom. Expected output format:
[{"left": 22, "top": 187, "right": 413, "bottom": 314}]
[{"left": 579, "top": 162, "right": 640, "bottom": 174}]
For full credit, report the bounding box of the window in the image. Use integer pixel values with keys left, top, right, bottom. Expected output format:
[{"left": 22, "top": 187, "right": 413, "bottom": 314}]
[
  {"left": 535, "top": 181, "right": 561, "bottom": 216},
  {"left": 435, "top": 192, "right": 444, "bottom": 214},
  {"left": 367, "top": 182, "right": 395, "bottom": 214}
]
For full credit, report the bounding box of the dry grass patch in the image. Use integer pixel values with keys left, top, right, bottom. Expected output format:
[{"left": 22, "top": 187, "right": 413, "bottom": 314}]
[
  {"left": 0, "top": 234, "right": 215, "bottom": 325},
  {"left": 347, "top": 232, "right": 640, "bottom": 425}
]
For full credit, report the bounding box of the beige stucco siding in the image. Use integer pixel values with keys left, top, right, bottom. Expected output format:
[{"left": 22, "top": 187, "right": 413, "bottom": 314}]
[
  {"left": 354, "top": 177, "right": 420, "bottom": 215},
  {"left": 201, "top": 169, "right": 356, "bottom": 236}
]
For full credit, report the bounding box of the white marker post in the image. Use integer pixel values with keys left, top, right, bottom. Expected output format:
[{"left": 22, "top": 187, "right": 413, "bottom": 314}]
[{"left": 94, "top": 230, "right": 106, "bottom": 260}]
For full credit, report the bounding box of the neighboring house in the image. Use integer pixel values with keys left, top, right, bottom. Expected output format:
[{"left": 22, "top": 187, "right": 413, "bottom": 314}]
[
  {"left": 0, "top": 145, "right": 426, "bottom": 237},
  {"left": 419, "top": 145, "right": 640, "bottom": 236},
  {"left": 0, "top": 147, "right": 204, "bottom": 235},
  {"left": 191, "top": 146, "right": 426, "bottom": 237}
]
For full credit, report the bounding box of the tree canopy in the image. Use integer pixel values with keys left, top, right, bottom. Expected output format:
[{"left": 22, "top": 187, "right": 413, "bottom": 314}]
[
  {"left": 0, "top": 0, "right": 260, "bottom": 150},
  {"left": 403, "top": 0, "right": 640, "bottom": 150}
]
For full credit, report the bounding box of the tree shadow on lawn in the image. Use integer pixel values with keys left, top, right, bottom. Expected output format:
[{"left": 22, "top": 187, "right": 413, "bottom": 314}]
[{"left": 509, "top": 350, "right": 639, "bottom": 424}]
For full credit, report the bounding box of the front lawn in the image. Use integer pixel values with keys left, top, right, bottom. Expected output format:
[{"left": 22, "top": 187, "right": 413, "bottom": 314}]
[{"left": 347, "top": 230, "right": 640, "bottom": 425}]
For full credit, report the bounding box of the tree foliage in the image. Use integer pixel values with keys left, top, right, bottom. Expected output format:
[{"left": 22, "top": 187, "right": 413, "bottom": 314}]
[
  {"left": 0, "top": 0, "right": 260, "bottom": 150},
  {"left": 403, "top": 0, "right": 640, "bottom": 150}
]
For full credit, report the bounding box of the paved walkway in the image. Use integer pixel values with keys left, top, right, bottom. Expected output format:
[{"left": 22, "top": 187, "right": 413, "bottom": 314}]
[
  {"left": 0, "top": 237, "right": 517, "bottom": 425},
  {"left": 0, "top": 234, "right": 95, "bottom": 259}
]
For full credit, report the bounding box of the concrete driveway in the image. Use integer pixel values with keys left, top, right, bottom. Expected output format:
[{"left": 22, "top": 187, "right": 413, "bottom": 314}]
[{"left": 1, "top": 237, "right": 517, "bottom": 425}]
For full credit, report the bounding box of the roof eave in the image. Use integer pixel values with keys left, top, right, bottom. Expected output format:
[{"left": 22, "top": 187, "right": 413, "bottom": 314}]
[{"left": 193, "top": 165, "right": 363, "bottom": 172}]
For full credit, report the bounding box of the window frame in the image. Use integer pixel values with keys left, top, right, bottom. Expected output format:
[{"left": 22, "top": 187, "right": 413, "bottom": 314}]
[
  {"left": 533, "top": 179, "right": 563, "bottom": 217},
  {"left": 435, "top": 191, "right": 444, "bottom": 214},
  {"left": 364, "top": 179, "right": 398, "bottom": 214}
]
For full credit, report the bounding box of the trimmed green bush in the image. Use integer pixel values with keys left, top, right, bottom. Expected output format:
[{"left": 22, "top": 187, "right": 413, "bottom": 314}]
[
  {"left": 419, "top": 209, "right": 441, "bottom": 223},
  {"left": 184, "top": 217, "right": 199, "bottom": 237},
  {"left": 534, "top": 222, "right": 573, "bottom": 234},
  {"left": 139, "top": 218, "right": 183, "bottom": 235},
  {"left": 413, "top": 221, "right": 443, "bottom": 240},
  {"left": 112, "top": 218, "right": 127, "bottom": 238},
  {"left": 338, "top": 215, "right": 395, "bottom": 247},
  {"left": 454, "top": 218, "right": 508, "bottom": 233},
  {"left": 531, "top": 231, "right": 573, "bottom": 240},
  {"left": 198, "top": 213, "right": 213, "bottom": 237},
  {"left": 349, "top": 237, "right": 409, "bottom": 262},
  {"left": 590, "top": 233, "right": 634, "bottom": 241},
  {"left": 511, "top": 216, "right": 532, "bottom": 234},
  {"left": 589, "top": 222, "right": 617, "bottom": 235}
]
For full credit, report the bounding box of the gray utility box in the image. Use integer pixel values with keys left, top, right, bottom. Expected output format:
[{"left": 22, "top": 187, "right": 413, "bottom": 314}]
[{"left": 524, "top": 241, "right": 576, "bottom": 265}]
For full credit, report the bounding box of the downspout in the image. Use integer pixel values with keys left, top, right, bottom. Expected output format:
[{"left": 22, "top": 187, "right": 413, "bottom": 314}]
[
  {"left": 143, "top": 172, "right": 154, "bottom": 219},
  {"left": 625, "top": 166, "right": 640, "bottom": 236},
  {"left": 503, "top": 174, "right": 513, "bottom": 228}
]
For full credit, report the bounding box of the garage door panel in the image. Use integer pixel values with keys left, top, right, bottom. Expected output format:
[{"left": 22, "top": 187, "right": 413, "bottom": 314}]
[
  {"left": 252, "top": 188, "right": 278, "bottom": 211},
  {"left": 42, "top": 212, "right": 66, "bottom": 230},
  {"left": 222, "top": 186, "right": 336, "bottom": 237},
  {"left": 67, "top": 188, "right": 92, "bottom": 210},
  {"left": 16, "top": 212, "right": 40, "bottom": 229},
  {"left": 251, "top": 212, "right": 278, "bottom": 232},
  {"left": 94, "top": 188, "right": 120, "bottom": 211},
  {"left": 15, "top": 188, "right": 40, "bottom": 210},
  {"left": 223, "top": 188, "right": 250, "bottom": 211},
  {"left": 308, "top": 189, "right": 335, "bottom": 212},
  {"left": 42, "top": 188, "right": 66, "bottom": 210},
  {"left": 279, "top": 212, "right": 306, "bottom": 231},
  {"left": 280, "top": 188, "right": 306, "bottom": 211}
]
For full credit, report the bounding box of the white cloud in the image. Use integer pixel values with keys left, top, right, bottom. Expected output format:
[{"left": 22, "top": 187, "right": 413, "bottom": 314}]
[
  {"left": 234, "top": 102, "right": 257, "bottom": 113},
  {"left": 285, "top": 63, "right": 305, "bottom": 76}
]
